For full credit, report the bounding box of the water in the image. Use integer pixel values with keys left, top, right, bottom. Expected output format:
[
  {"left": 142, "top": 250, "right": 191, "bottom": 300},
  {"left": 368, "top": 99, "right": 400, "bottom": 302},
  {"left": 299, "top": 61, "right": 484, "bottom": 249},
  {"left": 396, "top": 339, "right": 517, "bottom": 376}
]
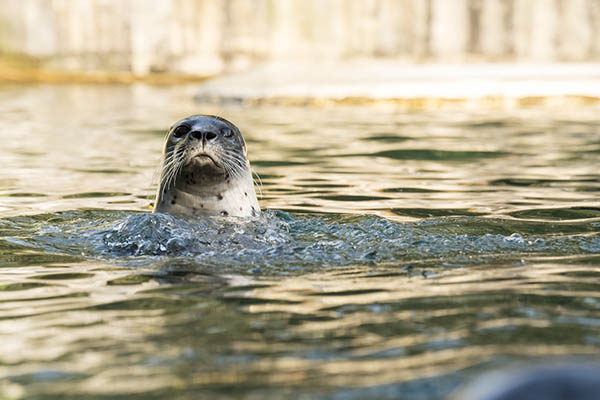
[{"left": 0, "top": 85, "right": 599, "bottom": 399}]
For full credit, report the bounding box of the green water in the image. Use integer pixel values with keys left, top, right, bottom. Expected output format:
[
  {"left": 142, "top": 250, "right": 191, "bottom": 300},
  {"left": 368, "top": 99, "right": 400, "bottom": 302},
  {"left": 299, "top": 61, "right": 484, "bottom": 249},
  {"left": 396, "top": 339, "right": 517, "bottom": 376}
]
[{"left": 0, "top": 85, "right": 599, "bottom": 399}]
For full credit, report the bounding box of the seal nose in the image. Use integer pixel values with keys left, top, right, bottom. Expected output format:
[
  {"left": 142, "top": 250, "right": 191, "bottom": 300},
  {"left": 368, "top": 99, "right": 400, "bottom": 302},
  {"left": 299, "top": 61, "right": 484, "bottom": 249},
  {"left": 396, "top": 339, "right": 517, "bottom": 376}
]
[{"left": 190, "top": 130, "right": 218, "bottom": 142}]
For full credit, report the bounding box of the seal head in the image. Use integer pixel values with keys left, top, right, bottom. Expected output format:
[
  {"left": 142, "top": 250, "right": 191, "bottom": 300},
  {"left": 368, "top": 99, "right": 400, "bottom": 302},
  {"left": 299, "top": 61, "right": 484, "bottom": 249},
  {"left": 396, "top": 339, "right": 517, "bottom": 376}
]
[{"left": 153, "top": 115, "right": 260, "bottom": 217}]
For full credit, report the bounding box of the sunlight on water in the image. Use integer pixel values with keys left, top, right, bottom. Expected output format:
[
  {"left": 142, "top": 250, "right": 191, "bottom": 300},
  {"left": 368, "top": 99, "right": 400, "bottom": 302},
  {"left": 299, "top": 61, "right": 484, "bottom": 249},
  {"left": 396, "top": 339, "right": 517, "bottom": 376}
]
[{"left": 0, "top": 85, "right": 599, "bottom": 399}]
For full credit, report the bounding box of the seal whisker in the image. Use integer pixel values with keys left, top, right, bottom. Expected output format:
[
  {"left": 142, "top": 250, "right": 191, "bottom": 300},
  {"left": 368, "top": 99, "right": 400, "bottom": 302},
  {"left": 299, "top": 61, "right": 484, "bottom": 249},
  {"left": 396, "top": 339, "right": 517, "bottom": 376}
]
[
  {"left": 218, "top": 152, "right": 247, "bottom": 180},
  {"left": 220, "top": 149, "right": 261, "bottom": 195},
  {"left": 252, "top": 169, "right": 263, "bottom": 197},
  {"left": 220, "top": 156, "right": 245, "bottom": 177},
  {"left": 159, "top": 146, "right": 185, "bottom": 191},
  {"left": 223, "top": 151, "right": 247, "bottom": 169},
  {"left": 153, "top": 115, "right": 260, "bottom": 217},
  {"left": 161, "top": 155, "right": 179, "bottom": 184},
  {"left": 219, "top": 149, "right": 246, "bottom": 166}
]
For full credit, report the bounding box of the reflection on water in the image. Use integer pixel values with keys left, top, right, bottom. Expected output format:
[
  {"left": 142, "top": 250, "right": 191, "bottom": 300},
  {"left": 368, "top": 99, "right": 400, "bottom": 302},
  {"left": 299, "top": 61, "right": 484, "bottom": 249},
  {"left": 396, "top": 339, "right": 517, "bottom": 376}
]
[{"left": 0, "top": 85, "right": 599, "bottom": 399}]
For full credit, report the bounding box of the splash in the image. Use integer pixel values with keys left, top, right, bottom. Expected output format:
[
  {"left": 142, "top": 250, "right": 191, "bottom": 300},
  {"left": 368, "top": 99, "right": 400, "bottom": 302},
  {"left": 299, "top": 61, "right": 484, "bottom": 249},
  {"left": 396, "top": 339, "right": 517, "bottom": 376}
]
[{"left": 2, "top": 210, "right": 599, "bottom": 272}]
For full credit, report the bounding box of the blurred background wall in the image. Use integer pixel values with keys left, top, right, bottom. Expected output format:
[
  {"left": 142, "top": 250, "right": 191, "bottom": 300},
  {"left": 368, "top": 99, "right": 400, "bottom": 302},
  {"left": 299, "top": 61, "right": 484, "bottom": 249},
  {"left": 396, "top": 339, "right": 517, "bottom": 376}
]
[{"left": 0, "top": 0, "right": 599, "bottom": 78}]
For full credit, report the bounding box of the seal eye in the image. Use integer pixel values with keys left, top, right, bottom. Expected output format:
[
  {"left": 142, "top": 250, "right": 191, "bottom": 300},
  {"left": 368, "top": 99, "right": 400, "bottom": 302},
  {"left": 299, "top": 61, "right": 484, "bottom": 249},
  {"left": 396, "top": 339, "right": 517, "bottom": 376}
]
[
  {"left": 172, "top": 125, "right": 189, "bottom": 139},
  {"left": 221, "top": 127, "right": 233, "bottom": 138}
]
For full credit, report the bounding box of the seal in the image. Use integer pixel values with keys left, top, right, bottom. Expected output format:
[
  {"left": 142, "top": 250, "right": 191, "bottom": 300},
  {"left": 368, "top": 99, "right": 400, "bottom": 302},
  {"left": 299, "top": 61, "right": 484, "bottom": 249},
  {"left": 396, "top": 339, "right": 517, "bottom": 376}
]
[{"left": 153, "top": 115, "right": 260, "bottom": 217}]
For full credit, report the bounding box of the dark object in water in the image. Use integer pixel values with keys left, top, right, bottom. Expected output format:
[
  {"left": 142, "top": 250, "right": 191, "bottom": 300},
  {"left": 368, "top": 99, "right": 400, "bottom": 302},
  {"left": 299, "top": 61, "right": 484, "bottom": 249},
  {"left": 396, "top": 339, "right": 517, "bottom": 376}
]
[{"left": 455, "top": 364, "right": 600, "bottom": 400}]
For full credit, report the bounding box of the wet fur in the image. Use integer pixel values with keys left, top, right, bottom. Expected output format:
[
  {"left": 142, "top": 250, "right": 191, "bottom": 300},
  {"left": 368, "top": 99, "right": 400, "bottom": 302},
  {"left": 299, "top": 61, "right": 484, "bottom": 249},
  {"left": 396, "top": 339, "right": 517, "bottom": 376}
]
[{"left": 153, "top": 115, "right": 260, "bottom": 217}]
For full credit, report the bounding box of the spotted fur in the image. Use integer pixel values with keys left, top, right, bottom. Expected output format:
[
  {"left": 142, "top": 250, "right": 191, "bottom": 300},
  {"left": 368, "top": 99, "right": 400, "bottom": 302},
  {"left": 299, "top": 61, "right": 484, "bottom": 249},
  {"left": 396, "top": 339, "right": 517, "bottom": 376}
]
[{"left": 153, "top": 115, "right": 260, "bottom": 217}]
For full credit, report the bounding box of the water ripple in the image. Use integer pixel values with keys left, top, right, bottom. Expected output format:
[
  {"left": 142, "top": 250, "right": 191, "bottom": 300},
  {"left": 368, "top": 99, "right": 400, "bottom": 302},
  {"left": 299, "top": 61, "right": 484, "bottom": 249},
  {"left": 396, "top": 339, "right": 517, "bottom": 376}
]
[{"left": 0, "top": 210, "right": 598, "bottom": 273}]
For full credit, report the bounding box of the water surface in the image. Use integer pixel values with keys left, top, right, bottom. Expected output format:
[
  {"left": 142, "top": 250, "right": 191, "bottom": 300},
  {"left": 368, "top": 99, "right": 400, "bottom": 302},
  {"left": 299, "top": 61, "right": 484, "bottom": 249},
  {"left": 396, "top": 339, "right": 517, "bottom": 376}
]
[{"left": 0, "top": 85, "right": 599, "bottom": 399}]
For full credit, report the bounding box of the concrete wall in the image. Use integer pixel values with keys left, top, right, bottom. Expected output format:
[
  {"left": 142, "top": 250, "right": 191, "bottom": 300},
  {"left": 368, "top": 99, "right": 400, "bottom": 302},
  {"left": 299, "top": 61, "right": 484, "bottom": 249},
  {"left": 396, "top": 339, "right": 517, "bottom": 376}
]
[{"left": 1, "top": 0, "right": 599, "bottom": 76}]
